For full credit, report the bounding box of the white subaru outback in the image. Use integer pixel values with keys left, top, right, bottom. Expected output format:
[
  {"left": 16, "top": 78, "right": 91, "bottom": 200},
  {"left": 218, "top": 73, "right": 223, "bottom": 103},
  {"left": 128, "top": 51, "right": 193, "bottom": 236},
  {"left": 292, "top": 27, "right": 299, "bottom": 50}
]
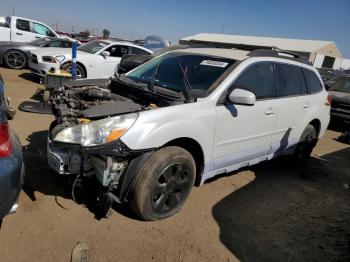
[{"left": 47, "top": 47, "right": 330, "bottom": 220}]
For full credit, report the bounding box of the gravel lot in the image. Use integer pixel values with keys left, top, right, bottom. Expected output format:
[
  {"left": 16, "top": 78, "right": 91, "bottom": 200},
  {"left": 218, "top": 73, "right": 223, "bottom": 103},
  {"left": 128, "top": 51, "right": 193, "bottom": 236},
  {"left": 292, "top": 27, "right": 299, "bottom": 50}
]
[{"left": 0, "top": 67, "right": 349, "bottom": 262}]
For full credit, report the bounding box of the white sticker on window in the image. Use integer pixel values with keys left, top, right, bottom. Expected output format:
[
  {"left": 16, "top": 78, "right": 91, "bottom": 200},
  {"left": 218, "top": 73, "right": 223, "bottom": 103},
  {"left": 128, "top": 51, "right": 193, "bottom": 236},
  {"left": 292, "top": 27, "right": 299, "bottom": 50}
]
[{"left": 200, "top": 60, "right": 228, "bottom": 68}]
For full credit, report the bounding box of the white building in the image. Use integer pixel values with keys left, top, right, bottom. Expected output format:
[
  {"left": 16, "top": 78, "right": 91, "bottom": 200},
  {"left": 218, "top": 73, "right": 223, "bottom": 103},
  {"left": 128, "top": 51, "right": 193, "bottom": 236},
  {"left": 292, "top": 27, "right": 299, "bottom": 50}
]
[{"left": 180, "top": 33, "right": 349, "bottom": 70}]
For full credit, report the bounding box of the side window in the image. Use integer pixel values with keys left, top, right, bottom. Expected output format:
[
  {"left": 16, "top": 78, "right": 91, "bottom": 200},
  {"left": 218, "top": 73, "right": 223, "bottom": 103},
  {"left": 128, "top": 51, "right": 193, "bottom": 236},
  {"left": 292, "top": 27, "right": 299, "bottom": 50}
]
[
  {"left": 46, "top": 41, "right": 62, "bottom": 47},
  {"left": 33, "top": 23, "right": 55, "bottom": 37},
  {"left": 61, "top": 41, "right": 73, "bottom": 48},
  {"left": 234, "top": 62, "right": 275, "bottom": 99},
  {"left": 131, "top": 47, "right": 150, "bottom": 55},
  {"left": 106, "top": 45, "right": 129, "bottom": 57},
  {"left": 303, "top": 69, "right": 323, "bottom": 94},
  {"left": 16, "top": 19, "right": 30, "bottom": 32},
  {"left": 275, "top": 63, "right": 306, "bottom": 97}
]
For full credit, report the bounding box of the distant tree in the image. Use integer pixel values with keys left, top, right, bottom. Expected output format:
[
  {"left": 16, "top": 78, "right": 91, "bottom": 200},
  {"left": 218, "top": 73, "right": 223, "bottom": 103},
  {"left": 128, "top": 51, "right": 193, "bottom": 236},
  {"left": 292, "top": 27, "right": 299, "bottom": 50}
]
[
  {"left": 103, "top": 29, "right": 110, "bottom": 38},
  {"left": 79, "top": 30, "right": 90, "bottom": 38}
]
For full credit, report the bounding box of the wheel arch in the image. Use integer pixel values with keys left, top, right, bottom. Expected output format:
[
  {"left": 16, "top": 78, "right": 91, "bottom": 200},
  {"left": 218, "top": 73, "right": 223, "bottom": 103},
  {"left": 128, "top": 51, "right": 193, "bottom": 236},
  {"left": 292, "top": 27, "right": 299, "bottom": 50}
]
[
  {"left": 308, "top": 118, "right": 321, "bottom": 137},
  {"left": 61, "top": 60, "right": 87, "bottom": 78},
  {"left": 163, "top": 137, "right": 205, "bottom": 186}
]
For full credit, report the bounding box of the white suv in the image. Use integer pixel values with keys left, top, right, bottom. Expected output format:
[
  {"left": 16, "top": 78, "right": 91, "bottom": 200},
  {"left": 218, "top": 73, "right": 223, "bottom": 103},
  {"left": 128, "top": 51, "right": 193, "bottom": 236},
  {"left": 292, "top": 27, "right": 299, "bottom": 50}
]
[{"left": 46, "top": 47, "right": 330, "bottom": 220}]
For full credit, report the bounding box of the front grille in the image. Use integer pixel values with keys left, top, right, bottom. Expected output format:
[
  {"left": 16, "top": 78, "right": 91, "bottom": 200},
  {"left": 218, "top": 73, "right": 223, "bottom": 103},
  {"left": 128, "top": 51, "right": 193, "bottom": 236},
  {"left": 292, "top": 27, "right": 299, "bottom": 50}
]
[
  {"left": 331, "top": 101, "right": 350, "bottom": 116},
  {"left": 31, "top": 54, "right": 38, "bottom": 64}
]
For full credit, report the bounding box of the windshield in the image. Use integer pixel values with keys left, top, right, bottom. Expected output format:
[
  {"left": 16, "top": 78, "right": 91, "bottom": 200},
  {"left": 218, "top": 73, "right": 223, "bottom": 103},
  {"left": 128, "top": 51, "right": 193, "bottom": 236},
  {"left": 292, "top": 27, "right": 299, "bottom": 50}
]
[
  {"left": 29, "top": 38, "right": 50, "bottom": 46},
  {"left": 329, "top": 77, "right": 350, "bottom": 93},
  {"left": 78, "top": 40, "right": 109, "bottom": 54},
  {"left": 126, "top": 52, "right": 235, "bottom": 97}
]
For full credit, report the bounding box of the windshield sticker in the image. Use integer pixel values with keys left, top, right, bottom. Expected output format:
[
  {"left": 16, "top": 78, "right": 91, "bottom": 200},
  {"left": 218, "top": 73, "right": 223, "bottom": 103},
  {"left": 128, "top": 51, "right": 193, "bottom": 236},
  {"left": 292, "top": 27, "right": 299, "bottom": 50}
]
[{"left": 200, "top": 60, "right": 229, "bottom": 68}]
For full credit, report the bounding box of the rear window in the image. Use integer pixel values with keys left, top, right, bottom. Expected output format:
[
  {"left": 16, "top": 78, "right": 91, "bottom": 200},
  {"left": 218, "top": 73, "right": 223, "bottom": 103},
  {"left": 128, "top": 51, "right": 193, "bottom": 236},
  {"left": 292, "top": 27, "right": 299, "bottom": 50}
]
[
  {"left": 275, "top": 63, "right": 307, "bottom": 97},
  {"left": 303, "top": 69, "right": 323, "bottom": 94},
  {"left": 16, "top": 19, "right": 30, "bottom": 32},
  {"left": 328, "top": 77, "right": 350, "bottom": 93},
  {"left": 131, "top": 47, "right": 150, "bottom": 55}
]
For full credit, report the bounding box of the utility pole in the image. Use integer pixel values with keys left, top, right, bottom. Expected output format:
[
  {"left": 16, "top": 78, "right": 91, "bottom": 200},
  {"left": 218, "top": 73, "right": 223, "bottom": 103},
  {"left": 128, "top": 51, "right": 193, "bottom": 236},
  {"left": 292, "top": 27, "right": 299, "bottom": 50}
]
[
  {"left": 222, "top": 24, "right": 225, "bottom": 33},
  {"left": 12, "top": 5, "right": 15, "bottom": 15},
  {"left": 55, "top": 22, "right": 58, "bottom": 31}
]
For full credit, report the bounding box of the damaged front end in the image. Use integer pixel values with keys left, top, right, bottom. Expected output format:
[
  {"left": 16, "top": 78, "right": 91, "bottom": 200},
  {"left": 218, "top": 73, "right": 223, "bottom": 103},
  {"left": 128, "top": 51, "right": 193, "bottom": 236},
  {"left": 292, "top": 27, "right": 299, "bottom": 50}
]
[{"left": 46, "top": 79, "right": 170, "bottom": 215}]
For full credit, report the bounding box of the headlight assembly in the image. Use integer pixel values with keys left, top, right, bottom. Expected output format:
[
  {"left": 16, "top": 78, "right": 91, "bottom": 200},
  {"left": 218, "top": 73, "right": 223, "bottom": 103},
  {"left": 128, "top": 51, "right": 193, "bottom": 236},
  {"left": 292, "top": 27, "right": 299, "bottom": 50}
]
[
  {"left": 42, "top": 56, "right": 57, "bottom": 63},
  {"left": 53, "top": 113, "right": 138, "bottom": 147}
]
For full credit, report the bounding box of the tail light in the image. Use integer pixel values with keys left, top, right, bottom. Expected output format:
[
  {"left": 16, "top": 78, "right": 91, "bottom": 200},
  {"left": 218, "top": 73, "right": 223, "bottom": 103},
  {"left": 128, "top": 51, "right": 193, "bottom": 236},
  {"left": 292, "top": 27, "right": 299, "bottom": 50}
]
[
  {"left": 326, "top": 95, "right": 332, "bottom": 106},
  {"left": 0, "top": 123, "right": 12, "bottom": 157}
]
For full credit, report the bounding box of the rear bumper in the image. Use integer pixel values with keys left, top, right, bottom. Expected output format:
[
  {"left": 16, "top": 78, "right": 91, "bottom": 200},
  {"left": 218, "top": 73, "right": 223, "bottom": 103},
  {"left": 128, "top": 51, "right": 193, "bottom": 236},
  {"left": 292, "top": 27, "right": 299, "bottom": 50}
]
[{"left": 0, "top": 131, "right": 24, "bottom": 219}]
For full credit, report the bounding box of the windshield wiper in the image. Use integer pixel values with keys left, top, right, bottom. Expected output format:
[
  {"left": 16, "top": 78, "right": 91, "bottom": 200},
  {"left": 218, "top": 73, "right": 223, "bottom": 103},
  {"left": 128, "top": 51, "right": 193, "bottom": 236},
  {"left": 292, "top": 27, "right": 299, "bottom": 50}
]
[
  {"left": 178, "top": 63, "right": 194, "bottom": 103},
  {"left": 147, "top": 63, "right": 160, "bottom": 93}
]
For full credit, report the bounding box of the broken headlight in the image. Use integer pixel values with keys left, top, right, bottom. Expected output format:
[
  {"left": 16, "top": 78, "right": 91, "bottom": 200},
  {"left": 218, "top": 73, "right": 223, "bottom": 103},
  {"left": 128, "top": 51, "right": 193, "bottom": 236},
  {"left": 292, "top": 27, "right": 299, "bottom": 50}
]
[{"left": 53, "top": 113, "right": 138, "bottom": 147}]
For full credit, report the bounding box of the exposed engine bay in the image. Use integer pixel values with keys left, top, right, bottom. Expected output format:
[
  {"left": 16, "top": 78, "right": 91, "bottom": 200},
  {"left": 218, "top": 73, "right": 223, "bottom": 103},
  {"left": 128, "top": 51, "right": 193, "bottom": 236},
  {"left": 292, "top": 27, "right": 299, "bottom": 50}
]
[{"left": 46, "top": 77, "right": 186, "bottom": 216}]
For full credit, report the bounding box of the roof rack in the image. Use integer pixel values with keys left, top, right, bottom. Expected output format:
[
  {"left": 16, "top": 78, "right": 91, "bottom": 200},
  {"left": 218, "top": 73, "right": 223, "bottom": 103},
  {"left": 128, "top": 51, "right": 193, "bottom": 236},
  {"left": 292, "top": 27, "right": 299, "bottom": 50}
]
[{"left": 248, "top": 47, "right": 311, "bottom": 65}]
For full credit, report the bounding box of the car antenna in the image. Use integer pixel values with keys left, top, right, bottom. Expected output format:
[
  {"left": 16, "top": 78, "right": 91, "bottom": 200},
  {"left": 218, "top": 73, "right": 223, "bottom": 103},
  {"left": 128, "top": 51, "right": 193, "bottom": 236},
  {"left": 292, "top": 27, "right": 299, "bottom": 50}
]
[{"left": 178, "top": 63, "right": 193, "bottom": 103}]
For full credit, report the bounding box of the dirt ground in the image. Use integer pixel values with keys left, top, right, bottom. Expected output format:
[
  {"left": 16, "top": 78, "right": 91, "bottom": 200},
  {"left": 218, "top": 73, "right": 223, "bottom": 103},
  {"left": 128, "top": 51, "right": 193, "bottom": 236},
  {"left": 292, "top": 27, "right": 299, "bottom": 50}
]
[{"left": 0, "top": 67, "right": 349, "bottom": 262}]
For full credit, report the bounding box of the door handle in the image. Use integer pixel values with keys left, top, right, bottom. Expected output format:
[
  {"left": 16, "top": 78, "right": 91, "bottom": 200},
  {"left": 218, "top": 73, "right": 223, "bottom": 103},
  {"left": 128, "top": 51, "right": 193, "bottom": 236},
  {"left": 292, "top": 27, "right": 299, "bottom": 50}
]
[
  {"left": 303, "top": 103, "right": 309, "bottom": 109},
  {"left": 16, "top": 32, "right": 23, "bottom": 35},
  {"left": 35, "top": 36, "right": 41, "bottom": 39},
  {"left": 264, "top": 108, "right": 275, "bottom": 115}
]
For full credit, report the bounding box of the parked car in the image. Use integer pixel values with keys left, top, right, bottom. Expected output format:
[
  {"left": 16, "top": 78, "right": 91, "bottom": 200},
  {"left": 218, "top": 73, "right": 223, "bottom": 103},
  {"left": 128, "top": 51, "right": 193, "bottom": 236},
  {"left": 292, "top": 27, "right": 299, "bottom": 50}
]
[
  {"left": 46, "top": 48, "right": 330, "bottom": 220},
  {"left": 0, "top": 16, "right": 58, "bottom": 42},
  {"left": 318, "top": 67, "right": 345, "bottom": 82},
  {"left": 0, "top": 74, "right": 24, "bottom": 221},
  {"left": 324, "top": 74, "right": 347, "bottom": 89},
  {"left": 0, "top": 37, "right": 78, "bottom": 69},
  {"left": 118, "top": 45, "right": 189, "bottom": 74},
  {"left": 328, "top": 75, "right": 350, "bottom": 122},
  {"left": 29, "top": 40, "right": 153, "bottom": 79}
]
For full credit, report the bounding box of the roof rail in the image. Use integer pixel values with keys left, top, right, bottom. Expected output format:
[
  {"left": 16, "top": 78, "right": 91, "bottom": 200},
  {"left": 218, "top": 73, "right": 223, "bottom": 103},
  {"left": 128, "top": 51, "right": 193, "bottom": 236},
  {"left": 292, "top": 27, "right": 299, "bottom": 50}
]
[{"left": 248, "top": 47, "right": 311, "bottom": 65}]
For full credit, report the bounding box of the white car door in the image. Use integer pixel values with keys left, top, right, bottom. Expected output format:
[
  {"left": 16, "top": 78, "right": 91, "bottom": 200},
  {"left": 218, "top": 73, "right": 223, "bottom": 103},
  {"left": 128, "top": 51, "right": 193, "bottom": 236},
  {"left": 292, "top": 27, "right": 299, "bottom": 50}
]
[
  {"left": 12, "top": 18, "right": 34, "bottom": 42},
  {"left": 212, "top": 62, "right": 277, "bottom": 171},
  {"left": 98, "top": 44, "right": 130, "bottom": 77},
  {"left": 268, "top": 63, "right": 310, "bottom": 155}
]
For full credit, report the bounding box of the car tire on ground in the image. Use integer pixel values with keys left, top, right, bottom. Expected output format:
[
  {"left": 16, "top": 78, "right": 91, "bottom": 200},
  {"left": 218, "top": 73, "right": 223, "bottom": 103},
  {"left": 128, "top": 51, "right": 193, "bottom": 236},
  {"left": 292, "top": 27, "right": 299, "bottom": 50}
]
[
  {"left": 129, "top": 146, "right": 196, "bottom": 221},
  {"left": 4, "top": 50, "right": 27, "bottom": 69},
  {"left": 61, "top": 62, "right": 86, "bottom": 78},
  {"left": 294, "top": 124, "right": 317, "bottom": 163}
]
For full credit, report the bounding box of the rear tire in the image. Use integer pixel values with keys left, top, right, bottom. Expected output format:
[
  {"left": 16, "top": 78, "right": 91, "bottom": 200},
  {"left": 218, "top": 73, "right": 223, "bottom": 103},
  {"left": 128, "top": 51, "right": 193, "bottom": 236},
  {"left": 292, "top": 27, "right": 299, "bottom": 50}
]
[
  {"left": 129, "top": 146, "right": 196, "bottom": 221},
  {"left": 4, "top": 50, "right": 27, "bottom": 69},
  {"left": 294, "top": 124, "right": 317, "bottom": 163}
]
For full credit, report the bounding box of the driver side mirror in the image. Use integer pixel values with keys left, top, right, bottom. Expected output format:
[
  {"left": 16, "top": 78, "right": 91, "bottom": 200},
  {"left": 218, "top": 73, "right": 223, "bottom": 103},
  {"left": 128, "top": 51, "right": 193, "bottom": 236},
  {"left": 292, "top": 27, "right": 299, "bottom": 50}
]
[
  {"left": 101, "top": 51, "right": 110, "bottom": 58},
  {"left": 228, "top": 88, "right": 256, "bottom": 106}
]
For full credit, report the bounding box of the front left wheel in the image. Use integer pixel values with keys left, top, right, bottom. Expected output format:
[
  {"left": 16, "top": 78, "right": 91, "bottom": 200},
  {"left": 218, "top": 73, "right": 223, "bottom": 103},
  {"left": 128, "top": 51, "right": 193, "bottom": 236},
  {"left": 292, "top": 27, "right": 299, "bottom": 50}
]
[
  {"left": 61, "top": 62, "right": 86, "bottom": 78},
  {"left": 129, "top": 146, "right": 196, "bottom": 221}
]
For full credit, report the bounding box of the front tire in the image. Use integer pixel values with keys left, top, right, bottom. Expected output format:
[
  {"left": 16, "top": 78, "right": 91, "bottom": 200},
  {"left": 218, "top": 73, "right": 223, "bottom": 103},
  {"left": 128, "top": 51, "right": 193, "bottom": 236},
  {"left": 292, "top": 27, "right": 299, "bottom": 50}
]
[
  {"left": 129, "top": 146, "right": 196, "bottom": 221},
  {"left": 4, "top": 50, "right": 27, "bottom": 69},
  {"left": 61, "top": 62, "right": 86, "bottom": 78}
]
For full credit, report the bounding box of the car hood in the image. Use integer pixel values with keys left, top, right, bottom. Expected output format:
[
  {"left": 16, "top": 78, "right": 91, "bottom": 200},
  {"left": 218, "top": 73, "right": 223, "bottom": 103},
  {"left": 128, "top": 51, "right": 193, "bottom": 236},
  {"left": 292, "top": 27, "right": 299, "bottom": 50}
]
[
  {"left": 328, "top": 90, "right": 350, "bottom": 104},
  {"left": 0, "top": 41, "right": 32, "bottom": 47},
  {"left": 30, "top": 48, "right": 94, "bottom": 59}
]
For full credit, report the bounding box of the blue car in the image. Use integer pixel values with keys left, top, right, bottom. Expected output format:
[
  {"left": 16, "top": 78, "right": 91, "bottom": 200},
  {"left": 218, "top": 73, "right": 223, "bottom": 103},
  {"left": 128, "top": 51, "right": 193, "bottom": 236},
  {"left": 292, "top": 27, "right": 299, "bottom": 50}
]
[{"left": 0, "top": 74, "right": 24, "bottom": 222}]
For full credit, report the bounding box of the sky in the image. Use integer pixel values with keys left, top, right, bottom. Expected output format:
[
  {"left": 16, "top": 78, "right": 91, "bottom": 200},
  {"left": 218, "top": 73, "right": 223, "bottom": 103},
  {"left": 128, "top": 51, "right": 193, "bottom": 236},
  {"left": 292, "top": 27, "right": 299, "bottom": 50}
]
[{"left": 1, "top": 0, "right": 350, "bottom": 57}]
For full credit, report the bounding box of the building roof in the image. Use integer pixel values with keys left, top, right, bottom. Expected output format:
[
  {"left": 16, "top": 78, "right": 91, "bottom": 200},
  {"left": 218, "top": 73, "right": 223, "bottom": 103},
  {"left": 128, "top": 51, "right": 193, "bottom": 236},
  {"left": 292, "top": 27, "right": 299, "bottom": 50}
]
[
  {"left": 178, "top": 48, "right": 249, "bottom": 60},
  {"left": 181, "top": 33, "right": 335, "bottom": 53}
]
